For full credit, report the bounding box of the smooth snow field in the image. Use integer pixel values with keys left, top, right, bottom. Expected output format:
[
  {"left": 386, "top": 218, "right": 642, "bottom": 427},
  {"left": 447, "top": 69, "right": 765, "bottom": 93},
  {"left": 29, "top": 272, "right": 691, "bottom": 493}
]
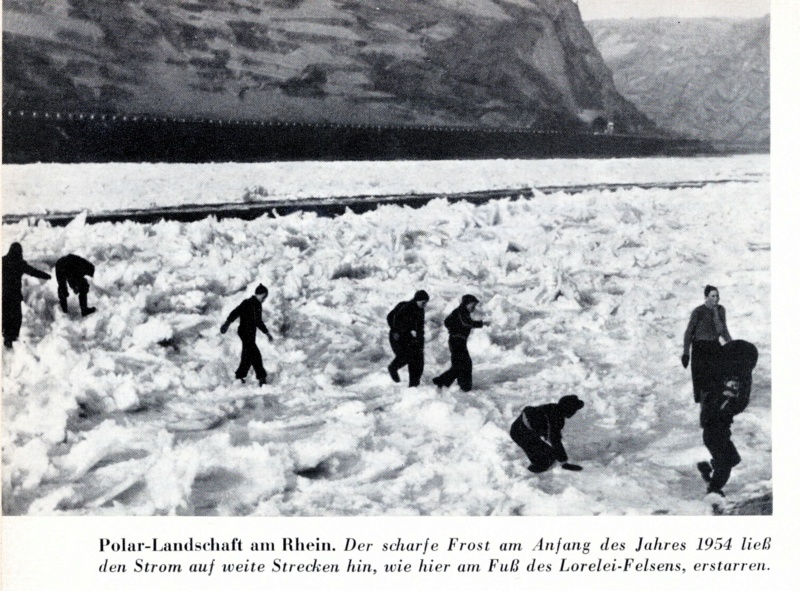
[
  {"left": 1, "top": 155, "right": 767, "bottom": 215},
  {"left": 1, "top": 155, "right": 770, "bottom": 516}
]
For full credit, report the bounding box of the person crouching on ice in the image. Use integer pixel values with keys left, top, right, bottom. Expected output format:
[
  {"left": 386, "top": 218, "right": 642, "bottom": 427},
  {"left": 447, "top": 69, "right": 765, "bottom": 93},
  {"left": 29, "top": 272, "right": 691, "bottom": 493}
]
[
  {"left": 697, "top": 339, "right": 758, "bottom": 497},
  {"left": 433, "top": 294, "right": 489, "bottom": 392},
  {"left": 221, "top": 284, "right": 274, "bottom": 386},
  {"left": 387, "top": 289, "right": 429, "bottom": 387},
  {"left": 55, "top": 254, "right": 97, "bottom": 316},
  {"left": 510, "top": 395, "right": 585, "bottom": 473}
]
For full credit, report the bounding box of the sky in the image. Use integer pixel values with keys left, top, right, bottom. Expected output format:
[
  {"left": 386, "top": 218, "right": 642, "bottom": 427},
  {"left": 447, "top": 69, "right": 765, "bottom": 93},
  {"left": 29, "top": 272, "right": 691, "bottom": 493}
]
[{"left": 576, "top": 0, "right": 771, "bottom": 20}]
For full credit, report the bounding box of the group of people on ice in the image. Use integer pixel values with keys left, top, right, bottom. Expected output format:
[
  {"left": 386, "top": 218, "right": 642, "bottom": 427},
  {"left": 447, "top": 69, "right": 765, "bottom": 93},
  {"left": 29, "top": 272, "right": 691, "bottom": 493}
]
[
  {"left": 217, "top": 286, "right": 494, "bottom": 394},
  {"left": 2, "top": 243, "right": 96, "bottom": 349},
  {"left": 3, "top": 240, "right": 759, "bottom": 498},
  {"left": 386, "top": 290, "right": 491, "bottom": 392},
  {"left": 682, "top": 285, "right": 758, "bottom": 497},
  {"left": 384, "top": 289, "right": 587, "bottom": 474},
  {"left": 382, "top": 283, "right": 759, "bottom": 496}
]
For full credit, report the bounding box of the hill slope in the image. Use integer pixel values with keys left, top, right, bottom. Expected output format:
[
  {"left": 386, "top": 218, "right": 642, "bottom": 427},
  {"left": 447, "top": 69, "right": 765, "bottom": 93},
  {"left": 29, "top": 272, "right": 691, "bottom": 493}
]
[
  {"left": 586, "top": 17, "right": 769, "bottom": 149},
  {"left": 3, "top": 0, "right": 652, "bottom": 132}
]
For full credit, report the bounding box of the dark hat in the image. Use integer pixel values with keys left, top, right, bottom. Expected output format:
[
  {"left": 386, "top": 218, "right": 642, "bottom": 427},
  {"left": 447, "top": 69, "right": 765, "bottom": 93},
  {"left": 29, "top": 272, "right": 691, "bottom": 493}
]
[
  {"left": 255, "top": 284, "right": 269, "bottom": 296},
  {"left": 557, "top": 394, "right": 585, "bottom": 418},
  {"left": 413, "top": 289, "right": 430, "bottom": 302},
  {"left": 461, "top": 294, "right": 479, "bottom": 306},
  {"left": 704, "top": 284, "right": 718, "bottom": 297}
]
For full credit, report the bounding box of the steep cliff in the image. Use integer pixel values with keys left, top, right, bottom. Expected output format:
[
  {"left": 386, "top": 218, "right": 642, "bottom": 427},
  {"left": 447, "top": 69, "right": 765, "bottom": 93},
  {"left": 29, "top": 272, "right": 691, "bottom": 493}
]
[
  {"left": 3, "top": 0, "right": 653, "bottom": 131},
  {"left": 586, "top": 17, "right": 769, "bottom": 149}
]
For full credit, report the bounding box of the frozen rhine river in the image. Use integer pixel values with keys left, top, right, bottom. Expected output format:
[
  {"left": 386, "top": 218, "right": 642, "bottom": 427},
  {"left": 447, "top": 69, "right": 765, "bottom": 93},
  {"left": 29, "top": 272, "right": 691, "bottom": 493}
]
[{"left": 2, "top": 155, "right": 770, "bottom": 516}]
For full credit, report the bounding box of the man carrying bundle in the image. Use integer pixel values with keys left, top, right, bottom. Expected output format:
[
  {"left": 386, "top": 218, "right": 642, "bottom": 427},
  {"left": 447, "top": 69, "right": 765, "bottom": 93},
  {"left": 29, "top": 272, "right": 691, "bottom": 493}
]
[{"left": 697, "top": 340, "right": 758, "bottom": 497}]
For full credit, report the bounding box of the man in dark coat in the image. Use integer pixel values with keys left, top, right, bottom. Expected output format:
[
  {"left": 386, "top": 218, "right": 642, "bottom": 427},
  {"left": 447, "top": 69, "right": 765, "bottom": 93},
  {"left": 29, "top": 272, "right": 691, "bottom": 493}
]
[
  {"left": 510, "top": 395, "right": 585, "bottom": 473},
  {"left": 221, "top": 284, "right": 274, "bottom": 386},
  {"left": 432, "top": 294, "right": 489, "bottom": 392},
  {"left": 55, "top": 254, "right": 96, "bottom": 316},
  {"left": 2, "top": 242, "right": 51, "bottom": 349},
  {"left": 387, "top": 289, "right": 429, "bottom": 387},
  {"left": 697, "top": 339, "right": 758, "bottom": 496}
]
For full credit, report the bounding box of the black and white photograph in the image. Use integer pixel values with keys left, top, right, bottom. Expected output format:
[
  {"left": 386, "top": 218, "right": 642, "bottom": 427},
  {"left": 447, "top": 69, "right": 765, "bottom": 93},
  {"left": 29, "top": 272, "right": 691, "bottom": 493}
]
[{"left": 1, "top": 0, "right": 774, "bottom": 526}]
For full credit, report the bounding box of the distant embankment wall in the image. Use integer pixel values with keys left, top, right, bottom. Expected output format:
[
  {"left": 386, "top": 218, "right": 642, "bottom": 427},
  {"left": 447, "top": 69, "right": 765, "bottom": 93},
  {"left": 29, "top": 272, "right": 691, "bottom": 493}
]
[{"left": 2, "top": 111, "right": 709, "bottom": 164}]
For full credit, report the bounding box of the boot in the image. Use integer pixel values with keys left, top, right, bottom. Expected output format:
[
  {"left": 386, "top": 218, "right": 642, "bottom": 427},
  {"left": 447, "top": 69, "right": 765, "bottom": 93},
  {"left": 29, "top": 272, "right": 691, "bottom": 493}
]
[
  {"left": 697, "top": 461, "right": 712, "bottom": 483},
  {"left": 79, "top": 292, "right": 95, "bottom": 316}
]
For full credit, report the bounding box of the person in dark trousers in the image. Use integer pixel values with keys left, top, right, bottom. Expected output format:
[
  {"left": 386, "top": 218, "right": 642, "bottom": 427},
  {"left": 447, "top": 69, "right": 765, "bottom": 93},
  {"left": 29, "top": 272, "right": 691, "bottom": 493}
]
[
  {"left": 510, "top": 395, "right": 585, "bottom": 473},
  {"left": 55, "top": 254, "right": 96, "bottom": 316},
  {"left": 432, "top": 294, "right": 489, "bottom": 392},
  {"left": 221, "top": 284, "right": 274, "bottom": 386},
  {"left": 682, "top": 285, "right": 733, "bottom": 403},
  {"left": 387, "top": 289, "right": 429, "bottom": 387},
  {"left": 2, "top": 242, "right": 51, "bottom": 349},
  {"left": 697, "top": 339, "right": 758, "bottom": 497}
]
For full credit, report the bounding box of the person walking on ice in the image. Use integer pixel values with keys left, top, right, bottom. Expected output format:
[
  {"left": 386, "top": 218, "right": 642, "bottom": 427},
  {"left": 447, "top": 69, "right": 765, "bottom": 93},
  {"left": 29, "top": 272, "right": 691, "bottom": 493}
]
[
  {"left": 221, "top": 284, "right": 274, "bottom": 386},
  {"left": 387, "top": 289, "right": 429, "bottom": 387},
  {"left": 55, "top": 254, "right": 97, "bottom": 317},
  {"left": 2, "top": 242, "right": 51, "bottom": 349},
  {"left": 432, "top": 294, "right": 489, "bottom": 392},
  {"left": 682, "top": 284, "right": 733, "bottom": 403},
  {"left": 510, "top": 395, "right": 585, "bottom": 473},
  {"left": 697, "top": 340, "right": 758, "bottom": 497}
]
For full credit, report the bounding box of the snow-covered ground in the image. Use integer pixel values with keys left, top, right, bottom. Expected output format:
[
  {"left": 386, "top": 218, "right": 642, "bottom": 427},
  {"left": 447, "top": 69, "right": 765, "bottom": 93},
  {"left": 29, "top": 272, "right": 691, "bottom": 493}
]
[
  {"left": 1, "top": 155, "right": 770, "bottom": 516},
  {"left": 2, "top": 155, "right": 766, "bottom": 215}
]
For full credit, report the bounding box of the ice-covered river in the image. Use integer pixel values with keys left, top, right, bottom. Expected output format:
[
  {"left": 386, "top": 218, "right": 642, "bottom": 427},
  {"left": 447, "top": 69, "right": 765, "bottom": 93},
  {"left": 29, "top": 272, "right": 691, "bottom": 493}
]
[{"left": 2, "top": 155, "right": 770, "bottom": 516}]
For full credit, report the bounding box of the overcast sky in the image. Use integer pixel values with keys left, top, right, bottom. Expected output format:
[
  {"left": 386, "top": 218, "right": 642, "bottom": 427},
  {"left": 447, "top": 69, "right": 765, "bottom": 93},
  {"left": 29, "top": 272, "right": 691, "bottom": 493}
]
[{"left": 577, "top": 0, "right": 770, "bottom": 20}]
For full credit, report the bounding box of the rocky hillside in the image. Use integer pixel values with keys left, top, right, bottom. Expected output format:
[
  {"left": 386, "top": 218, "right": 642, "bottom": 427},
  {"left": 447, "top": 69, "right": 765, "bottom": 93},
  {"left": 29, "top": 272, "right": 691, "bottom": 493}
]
[
  {"left": 586, "top": 17, "right": 769, "bottom": 150},
  {"left": 3, "top": 0, "right": 653, "bottom": 132}
]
